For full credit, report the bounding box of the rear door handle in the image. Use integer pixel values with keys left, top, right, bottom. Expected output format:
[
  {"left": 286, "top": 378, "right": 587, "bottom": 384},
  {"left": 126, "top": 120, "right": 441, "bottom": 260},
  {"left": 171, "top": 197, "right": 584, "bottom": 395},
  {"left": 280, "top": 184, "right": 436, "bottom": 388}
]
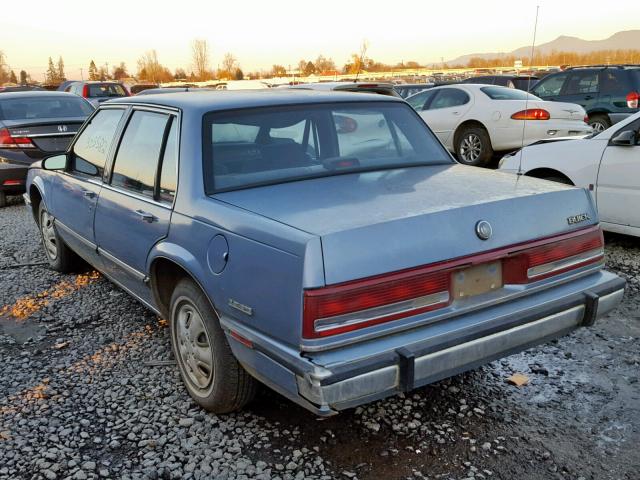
[
  {"left": 82, "top": 190, "right": 96, "bottom": 199},
  {"left": 135, "top": 210, "right": 155, "bottom": 223}
]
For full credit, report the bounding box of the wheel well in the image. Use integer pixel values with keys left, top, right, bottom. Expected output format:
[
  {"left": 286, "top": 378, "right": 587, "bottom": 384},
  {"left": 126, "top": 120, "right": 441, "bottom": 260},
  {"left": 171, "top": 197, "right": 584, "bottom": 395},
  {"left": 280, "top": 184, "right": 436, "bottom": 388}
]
[
  {"left": 29, "top": 185, "right": 43, "bottom": 223},
  {"left": 587, "top": 111, "right": 610, "bottom": 119},
  {"left": 453, "top": 120, "right": 490, "bottom": 149},
  {"left": 150, "top": 258, "right": 201, "bottom": 320},
  {"left": 525, "top": 168, "right": 574, "bottom": 185}
]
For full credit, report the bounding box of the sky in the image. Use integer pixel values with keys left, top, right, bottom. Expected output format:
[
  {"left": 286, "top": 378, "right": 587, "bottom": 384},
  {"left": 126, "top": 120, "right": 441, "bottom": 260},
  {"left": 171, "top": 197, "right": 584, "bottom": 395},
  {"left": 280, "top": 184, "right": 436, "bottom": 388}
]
[{"left": 1, "top": 0, "right": 637, "bottom": 81}]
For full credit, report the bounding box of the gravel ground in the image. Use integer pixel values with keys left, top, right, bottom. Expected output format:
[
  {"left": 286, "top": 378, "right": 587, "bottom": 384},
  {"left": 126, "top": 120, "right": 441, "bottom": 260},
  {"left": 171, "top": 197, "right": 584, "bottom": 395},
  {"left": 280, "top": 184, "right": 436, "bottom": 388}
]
[{"left": 1, "top": 197, "right": 639, "bottom": 480}]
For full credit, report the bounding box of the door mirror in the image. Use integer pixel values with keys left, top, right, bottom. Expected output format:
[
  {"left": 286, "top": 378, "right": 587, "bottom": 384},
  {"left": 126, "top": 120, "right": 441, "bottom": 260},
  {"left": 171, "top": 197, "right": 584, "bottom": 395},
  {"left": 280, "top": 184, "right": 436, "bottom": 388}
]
[
  {"left": 611, "top": 130, "right": 638, "bottom": 146},
  {"left": 42, "top": 154, "right": 67, "bottom": 171}
]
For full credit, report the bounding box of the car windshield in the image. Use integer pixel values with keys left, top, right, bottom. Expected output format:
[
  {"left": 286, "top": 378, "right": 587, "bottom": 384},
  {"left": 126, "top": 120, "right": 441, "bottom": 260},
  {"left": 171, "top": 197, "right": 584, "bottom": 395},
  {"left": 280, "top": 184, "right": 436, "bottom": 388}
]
[
  {"left": 88, "top": 84, "right": 127, "bottom": 97},
  {"left": 480, "top": 86, "right": 540, "bottom": 100},
  {"left": 0, "top": 96, "right": 94, "bottom": 120},
  {"left": 203, "top": 102, "right": 451, "bottom": 192}
]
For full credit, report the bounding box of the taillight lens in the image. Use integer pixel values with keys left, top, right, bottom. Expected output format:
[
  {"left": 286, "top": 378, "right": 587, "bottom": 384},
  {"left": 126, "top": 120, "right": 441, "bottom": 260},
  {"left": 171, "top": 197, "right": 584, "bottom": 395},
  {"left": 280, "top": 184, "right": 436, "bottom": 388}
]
[
  {"left": 584, "top": 114, "right": 589, "bottom": 124},
  {"left": 0, "top": 128, "right": 35, "bottom": 149},
  {"left": 303, "top": 226, "right": 604, "bottom": 339},
  {"left": 503, "top": 227, "right": 604, "bottom": 284},
  {"left": 3, "top": 179, "right": 23, "bottom": 186},
  {"left": 511, "top": 109, "right": 550, "bottom": 120},
  {"left": 627, "top": 91, "right": 639, "bottom": 109},
  {"left": 304, "top": 268, "right": 451, "bottom": 338},
  {"left": 82, "top": 84, "right": 89, "bottom": 98}
]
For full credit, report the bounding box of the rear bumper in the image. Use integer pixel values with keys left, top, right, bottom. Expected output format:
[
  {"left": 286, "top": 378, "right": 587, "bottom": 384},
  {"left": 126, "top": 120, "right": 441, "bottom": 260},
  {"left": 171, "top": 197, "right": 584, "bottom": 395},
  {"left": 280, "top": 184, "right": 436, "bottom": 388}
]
[
  {"left": 0, "top": 163, "right": 28, "bottom": 195},
  {"left": 608, "top": 112, "right": 633, "bottom": 125},
  {"left": 223, "top": 271, "right": 625, "bottom": 416}
]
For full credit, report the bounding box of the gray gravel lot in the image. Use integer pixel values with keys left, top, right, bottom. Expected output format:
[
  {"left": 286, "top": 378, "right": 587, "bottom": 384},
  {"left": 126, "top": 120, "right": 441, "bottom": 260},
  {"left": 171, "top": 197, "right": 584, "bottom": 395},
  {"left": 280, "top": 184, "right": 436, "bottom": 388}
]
[{"left": 1, "top": 197, "right": 639, "bottom": 480}]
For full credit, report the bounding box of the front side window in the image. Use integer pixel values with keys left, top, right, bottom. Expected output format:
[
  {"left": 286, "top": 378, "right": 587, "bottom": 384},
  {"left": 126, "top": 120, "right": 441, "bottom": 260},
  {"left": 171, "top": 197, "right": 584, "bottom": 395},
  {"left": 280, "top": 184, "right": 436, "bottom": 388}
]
[
  {"left": 531, "top": 73, "right": 567, "bottom": 97},
  {"left": 72, "top": 108, "right": 125, "bottom": 177},
  {"left": 111, "top": 110, "right": 170, "bottom": 197},
  {"left": 203, "top": 102, "right": 451, "bottom": 192},
  {"left": 429, "top": 89, "right": 470, "bottom": 110}
]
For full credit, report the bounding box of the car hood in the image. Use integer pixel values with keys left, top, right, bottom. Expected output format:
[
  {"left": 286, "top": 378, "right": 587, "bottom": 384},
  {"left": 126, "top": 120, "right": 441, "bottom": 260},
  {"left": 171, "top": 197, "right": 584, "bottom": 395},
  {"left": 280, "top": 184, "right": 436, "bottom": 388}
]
[{"left": 214, "top": 165, "right": 597, "bottom": 284}]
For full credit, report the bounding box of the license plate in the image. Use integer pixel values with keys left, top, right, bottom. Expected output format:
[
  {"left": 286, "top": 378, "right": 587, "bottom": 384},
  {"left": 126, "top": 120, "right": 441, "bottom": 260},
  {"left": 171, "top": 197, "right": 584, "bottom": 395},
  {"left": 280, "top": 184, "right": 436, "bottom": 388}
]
[{"left": 452, "top": 261, "right": 502, "bottom": 299}]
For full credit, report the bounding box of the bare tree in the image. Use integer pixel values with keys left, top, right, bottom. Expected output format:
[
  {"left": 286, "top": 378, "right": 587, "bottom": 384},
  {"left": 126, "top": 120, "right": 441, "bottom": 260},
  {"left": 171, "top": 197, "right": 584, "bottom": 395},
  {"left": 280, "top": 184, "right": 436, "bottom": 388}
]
[
  {"left": 191, "top": 39, "right": 211, "bottom": 81},
  {"left": 221, "top": 53, "right": 237, "bottom": 75},
  {"left": 137, "top": 50, "right": 166, "bottom": 83}
]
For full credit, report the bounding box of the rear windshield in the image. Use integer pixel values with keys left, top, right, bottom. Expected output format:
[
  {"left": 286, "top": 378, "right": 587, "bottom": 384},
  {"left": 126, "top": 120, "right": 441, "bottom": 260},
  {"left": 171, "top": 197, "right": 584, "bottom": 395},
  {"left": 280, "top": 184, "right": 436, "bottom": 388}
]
[
  {"left": 203, "top": 102, "right": 451, "bottom": 192},
  {"left": 512, "top": 78, "right": 538, "bottom": 90},
  {"left": 480, "top": 86, "right": 540, "bottom": 100},
  {"left": 0, "top": 96, "right": 94, "bottom": 120},
  {"left": 88, "top": 84, "right": 127, "bottom": 98}
]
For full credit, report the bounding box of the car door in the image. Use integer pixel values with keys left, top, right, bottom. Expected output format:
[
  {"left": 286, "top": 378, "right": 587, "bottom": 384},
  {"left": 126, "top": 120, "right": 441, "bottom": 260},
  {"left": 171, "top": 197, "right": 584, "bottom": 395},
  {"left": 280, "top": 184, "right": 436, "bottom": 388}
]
[
  {"left": 93, "top": 107, "right": 178, "bottom": 302},
  {"left": 558, "top": 70, "right": 599, "bottom": 110},
  {"left": 52, "top": 107, "right": 127, "bottom": 266},
  {"left": 596, "top": 118, "right": 640, "bottom": 229},
  {"left": 418, "top": 88, "right": 472, "bottom": 146}
]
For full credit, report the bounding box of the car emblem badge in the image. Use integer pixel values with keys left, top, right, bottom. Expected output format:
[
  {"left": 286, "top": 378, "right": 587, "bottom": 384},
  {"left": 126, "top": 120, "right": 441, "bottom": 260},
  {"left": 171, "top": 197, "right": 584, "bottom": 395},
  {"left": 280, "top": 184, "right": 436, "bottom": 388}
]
[
  {"left": 475, "top": 220, "right": 492, "bottom": 240},
  {"left": 567, "top": 213, "right": 590, "bottom": 225},
  {"left": 57, "top": 125, "right": 68, "bottom": 132}
]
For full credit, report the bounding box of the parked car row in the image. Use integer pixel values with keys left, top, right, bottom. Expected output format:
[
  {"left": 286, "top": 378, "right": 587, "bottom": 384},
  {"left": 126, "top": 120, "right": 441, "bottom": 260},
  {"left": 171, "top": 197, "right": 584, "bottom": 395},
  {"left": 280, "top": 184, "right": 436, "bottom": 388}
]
[{"left": 24, "top": 89, "right": 625, "bottom": 416}]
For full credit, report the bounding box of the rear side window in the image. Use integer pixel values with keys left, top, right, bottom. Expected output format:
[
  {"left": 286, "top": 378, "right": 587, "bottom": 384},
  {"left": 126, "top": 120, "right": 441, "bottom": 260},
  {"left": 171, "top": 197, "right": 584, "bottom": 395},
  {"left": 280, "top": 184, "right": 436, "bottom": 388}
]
[
  {"left": 564, "top": 71, "right": 599, "bottom": 95},
  {"left": 0, "top": 96, "right": 94, "bottom": 121},
  {"left": 532, "top": 73, "right": 567, "bottom": 97},
  {"left": 406, "top": 89, "right": 435, "bottom": 111},
  {"left": 159, "top": 119, "right": 178, "bottom": 203},
  {"left": 599, "top": 70, "right": 632, "bottom": 95},
  {"left": 429, "top": 89, "right": 470, "bottom": 109},
  {"left": 111, "top": 110, "right": 170, "bottom": 197},
  {"left": 72, "top": 108, "right": 125, "bottom": 177}
]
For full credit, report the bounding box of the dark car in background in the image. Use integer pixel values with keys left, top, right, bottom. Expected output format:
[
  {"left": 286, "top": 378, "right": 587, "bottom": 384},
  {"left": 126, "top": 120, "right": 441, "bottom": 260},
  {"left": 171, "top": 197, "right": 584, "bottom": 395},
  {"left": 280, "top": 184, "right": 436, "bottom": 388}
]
[
  {"left": 0, "top": 85, "right": 46, "bottom": 93},
  {"left": 530, "top": 65, "right": 640, "bottom": 132},
  {"left": 64, "top": 81, "right": 130, "bottom": 107},
  {"left": 461, "top": 75, "right": 540, "bottom": 91},
  {"left": 394, "top": 83, "right": 434, "bottom": 99},
  {"left": 0, "top": 91, "right": 94, "bottom": 206}
]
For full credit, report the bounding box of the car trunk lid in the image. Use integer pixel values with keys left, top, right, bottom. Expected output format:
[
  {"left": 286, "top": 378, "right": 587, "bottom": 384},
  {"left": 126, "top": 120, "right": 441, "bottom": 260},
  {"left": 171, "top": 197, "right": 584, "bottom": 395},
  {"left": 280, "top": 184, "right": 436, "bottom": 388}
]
[
  {"left": 214, "top": 164, "right": 597, "bottom": 285},
  {"left": 3, "top": 117, "right": 84, "bottom": 155}
]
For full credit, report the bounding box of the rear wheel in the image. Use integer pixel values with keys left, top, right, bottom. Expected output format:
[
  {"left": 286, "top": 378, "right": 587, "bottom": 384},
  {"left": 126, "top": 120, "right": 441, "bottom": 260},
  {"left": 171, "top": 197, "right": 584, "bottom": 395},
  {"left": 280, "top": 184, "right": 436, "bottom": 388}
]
[
  {"left": 38, "top": 202, "right": 79, "bottom": 273},
  {"left": 169, "top": 278, "right": 257, "bottom": 413},
  {"left": 455, "top": 126, "right": 494, "bottom": 166},
  {"left": 589, "top": 114, "right": 611, "bottom": 133}
]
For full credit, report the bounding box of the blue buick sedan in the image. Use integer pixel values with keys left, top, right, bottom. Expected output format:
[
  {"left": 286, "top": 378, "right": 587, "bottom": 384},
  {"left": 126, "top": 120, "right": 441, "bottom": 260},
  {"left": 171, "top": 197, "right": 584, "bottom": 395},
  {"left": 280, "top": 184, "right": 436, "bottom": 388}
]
[{"left": 25, "top": 90, "right": 625, "bottom": 415}]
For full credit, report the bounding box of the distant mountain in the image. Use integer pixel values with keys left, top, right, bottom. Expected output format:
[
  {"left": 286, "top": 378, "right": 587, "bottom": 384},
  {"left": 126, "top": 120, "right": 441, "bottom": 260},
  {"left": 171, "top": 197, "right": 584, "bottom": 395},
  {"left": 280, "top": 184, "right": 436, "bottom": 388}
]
[{"left": 447, "top": 30, "right": 640, "bottom": 65}]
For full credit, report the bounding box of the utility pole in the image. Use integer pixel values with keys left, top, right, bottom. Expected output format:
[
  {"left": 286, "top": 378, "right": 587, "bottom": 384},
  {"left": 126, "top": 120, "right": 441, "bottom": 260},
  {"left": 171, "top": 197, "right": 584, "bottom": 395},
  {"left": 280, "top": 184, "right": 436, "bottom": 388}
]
[{"left": 80, "top": 67, "right": 84, "bottom": 81}]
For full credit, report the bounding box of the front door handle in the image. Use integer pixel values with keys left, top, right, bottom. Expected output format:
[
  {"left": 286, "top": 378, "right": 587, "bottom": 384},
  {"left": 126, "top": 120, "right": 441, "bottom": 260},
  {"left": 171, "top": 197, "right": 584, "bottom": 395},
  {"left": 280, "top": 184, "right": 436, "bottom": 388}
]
[
  {"left": 452, "top": 111, "right": 460, "bottom": 115},
  {"left": 82, "top": 190, "right": 96, "bottom": 199},
  {"left": 135, "top": 210, "right": 156, "bottom": 223}
]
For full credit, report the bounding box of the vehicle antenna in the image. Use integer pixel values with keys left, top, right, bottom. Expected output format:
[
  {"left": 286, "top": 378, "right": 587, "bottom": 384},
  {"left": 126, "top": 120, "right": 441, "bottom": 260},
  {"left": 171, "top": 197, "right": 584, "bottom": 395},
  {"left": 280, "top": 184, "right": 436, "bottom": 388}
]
[{"left": 518, "top": 5, "right": 540, "bottom": 177}]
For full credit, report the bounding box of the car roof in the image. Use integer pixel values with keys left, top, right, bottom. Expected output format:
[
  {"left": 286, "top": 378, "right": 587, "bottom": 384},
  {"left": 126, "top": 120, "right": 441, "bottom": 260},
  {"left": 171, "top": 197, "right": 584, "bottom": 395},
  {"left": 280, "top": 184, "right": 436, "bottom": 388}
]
[
  {"left": 289, "top": 81, "right": 395, "bottom": 90},
  {"left": 108, "top": 89, "right": 402, "bottom": 113},
  {"left": 0, "top": 91, "right": 84, "bottom": 100}
]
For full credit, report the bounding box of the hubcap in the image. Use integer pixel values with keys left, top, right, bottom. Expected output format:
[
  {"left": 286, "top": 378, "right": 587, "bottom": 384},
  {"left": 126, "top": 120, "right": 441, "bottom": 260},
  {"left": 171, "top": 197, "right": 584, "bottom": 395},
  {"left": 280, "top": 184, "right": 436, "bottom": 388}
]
[
  {"left": 459, "top": 134, "right": 482, "bottom": 163},
  {"left": 175, "top": 303, "right": 213, "bottom": 390},
  {"left": 40, "top": 210, "right": 58, "bottom": 260},
  {"left": 591, "top": 122, "right": 606, "bottom": 133}
]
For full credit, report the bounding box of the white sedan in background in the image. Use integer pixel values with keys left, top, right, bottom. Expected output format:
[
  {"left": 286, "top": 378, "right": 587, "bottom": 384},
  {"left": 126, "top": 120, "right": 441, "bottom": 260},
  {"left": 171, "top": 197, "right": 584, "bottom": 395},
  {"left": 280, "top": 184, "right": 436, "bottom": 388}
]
[
  {"left": 500, "top": 112, "right": 640, "bottom": 237},
  {"left": 406, "top": 84, "right": 592, "bottom": 166}
]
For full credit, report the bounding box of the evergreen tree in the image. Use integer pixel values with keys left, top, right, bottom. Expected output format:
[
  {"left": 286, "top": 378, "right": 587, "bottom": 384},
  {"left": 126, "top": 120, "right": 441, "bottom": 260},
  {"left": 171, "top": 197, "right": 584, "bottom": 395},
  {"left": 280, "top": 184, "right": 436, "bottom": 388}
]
[
  {"left": 45, "top": 57, "right": 57, "bottom": 84},
  {"left": 57, "top": 56, "right": 66, "bottom": 82},
  {"left": 9, "top": 70, "right": 17, "bottom": 84},
  {"left": 19, "top": 70, "right": 27, "bottom": 85},
  {"left": 88, "top": 60, "right": 98, "bottom": 81}
]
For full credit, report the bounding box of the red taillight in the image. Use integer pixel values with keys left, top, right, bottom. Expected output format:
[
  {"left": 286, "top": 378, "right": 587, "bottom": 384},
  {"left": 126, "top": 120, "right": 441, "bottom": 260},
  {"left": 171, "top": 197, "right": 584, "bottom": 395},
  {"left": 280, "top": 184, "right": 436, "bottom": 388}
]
[
  {"left": 626, "top": 91, "right": 639, "bottom": 109},
  {"left": 82, "top": 84, "right": 89, "bottom": 98},
  {"left": 0, "top": 128, "right": 35, "bottom": 149},
  {"left": 584, "top": 114, "right": 589, "bottom": 124},
  {"left": 511, "top": 109, "right": 550, "bottom": 120},
  {"left": 303, "top": 268, "right": 451, "bottom": 338},
  {"left": 503, "top": 227, "right": 604, "bottom": 284},
  {"left": 303, "top": 226, "right": 604, "bottom": 339},
  {"left": 3, "top": 179, "right": 23, "bottom": 186}
]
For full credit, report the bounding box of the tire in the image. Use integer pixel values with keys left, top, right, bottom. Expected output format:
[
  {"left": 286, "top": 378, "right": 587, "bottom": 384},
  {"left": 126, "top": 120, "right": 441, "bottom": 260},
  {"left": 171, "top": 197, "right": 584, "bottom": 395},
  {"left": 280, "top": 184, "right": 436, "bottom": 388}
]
[
  {"left": 455, "top": 126, "right": 494, "bottom": 166},
  {"left": 169, "top": 278, "right": 257, "bottom": 413},
  {"left": 589, "top": 114, "right": 611, "bottom": 133},
  {"left": 37, "top": 202, "right": 79, "bottom": 273},
  {"left": 0, "top": 191, "right": 6, "bottom": 208}
]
